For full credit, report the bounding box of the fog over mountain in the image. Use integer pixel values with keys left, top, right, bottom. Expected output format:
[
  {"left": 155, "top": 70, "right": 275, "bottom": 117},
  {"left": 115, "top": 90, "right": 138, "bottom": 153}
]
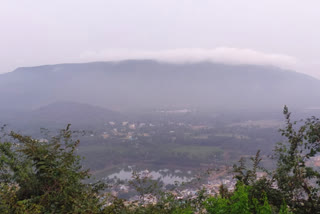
[{"left": 0, "top": 60, "right": 319, "bottom": 112}]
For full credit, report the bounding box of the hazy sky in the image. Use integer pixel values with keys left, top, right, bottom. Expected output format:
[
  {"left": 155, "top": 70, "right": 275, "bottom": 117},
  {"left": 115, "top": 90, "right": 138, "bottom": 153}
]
[{"left": 1, "top": 0, "right": 320, "bottom": 78}]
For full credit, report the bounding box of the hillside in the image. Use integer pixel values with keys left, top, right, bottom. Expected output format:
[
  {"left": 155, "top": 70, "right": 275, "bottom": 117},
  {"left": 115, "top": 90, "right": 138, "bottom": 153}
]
[
  {"left": 0, "top": 60, "right": 319, "bottom": 111},
  {"left": 0, "top": 101, "right": 123, "bottom": 130}
]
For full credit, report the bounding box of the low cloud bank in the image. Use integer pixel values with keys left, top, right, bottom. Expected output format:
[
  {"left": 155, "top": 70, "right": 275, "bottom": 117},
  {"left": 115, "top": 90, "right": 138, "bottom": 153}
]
[{"left": 80, "top": 47, "right": 298, "bottom": 69}]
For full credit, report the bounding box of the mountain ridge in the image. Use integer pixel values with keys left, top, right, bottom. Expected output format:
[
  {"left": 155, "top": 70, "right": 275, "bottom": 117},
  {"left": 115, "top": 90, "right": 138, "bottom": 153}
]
[{"left": 0, "top": 60, "right": 319, "bottom": 111}]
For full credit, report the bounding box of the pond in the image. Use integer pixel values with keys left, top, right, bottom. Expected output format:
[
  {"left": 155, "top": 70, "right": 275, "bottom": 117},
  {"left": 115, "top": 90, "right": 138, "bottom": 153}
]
[{"left": 105, "top": 167, "right": 193, "bottom": 185}]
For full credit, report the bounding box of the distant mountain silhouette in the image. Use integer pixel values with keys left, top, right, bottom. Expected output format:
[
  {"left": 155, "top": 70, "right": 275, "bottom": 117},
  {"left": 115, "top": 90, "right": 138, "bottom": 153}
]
[
  {"left": 0, "top": 60, "right": 319, "bottom": 111},
  {"left": 30, "top": 101, "right": 122, "bottom": 123},
  {"left": 0, "top": 101, "right": 123, "bottom": 129}
]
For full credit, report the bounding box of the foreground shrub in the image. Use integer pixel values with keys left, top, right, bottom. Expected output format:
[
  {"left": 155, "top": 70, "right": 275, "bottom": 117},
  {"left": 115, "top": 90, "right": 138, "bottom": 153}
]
[{"left": 0, "top": 125, "right": 106, "bottom": 213}]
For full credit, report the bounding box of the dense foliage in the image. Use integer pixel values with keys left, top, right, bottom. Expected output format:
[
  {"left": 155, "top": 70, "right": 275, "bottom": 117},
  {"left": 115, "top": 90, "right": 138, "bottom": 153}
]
[
  {"left": 1, "top": 107, "right": 320, "bottom": 213},
  {"left": 0, "top": 125, "right": 105, "bottom": 213}
]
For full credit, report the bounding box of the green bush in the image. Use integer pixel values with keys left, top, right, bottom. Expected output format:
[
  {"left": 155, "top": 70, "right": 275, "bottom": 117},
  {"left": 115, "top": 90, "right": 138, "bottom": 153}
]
[{"left": 0, "top": 125, "right": 106, "bottom": 213}]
